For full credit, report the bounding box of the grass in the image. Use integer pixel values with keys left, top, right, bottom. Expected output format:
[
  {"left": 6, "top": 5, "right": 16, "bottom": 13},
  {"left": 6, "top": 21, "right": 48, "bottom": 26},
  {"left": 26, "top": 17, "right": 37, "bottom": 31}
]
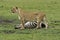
[{"left": 0, "top": 0, "right": 60, "bottom": 40}]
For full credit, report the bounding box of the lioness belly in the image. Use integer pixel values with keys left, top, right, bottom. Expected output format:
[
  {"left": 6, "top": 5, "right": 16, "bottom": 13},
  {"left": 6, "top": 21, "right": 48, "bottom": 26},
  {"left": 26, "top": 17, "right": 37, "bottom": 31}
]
[{"left": 24, "top": 15, "right": 37, "bottom": 21}]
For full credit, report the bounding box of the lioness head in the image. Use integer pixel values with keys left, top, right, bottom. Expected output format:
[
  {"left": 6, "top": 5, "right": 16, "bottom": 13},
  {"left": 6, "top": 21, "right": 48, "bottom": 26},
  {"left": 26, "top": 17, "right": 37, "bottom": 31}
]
[{"left": 11, "top": 7, "right": 18, "bottom": 13}]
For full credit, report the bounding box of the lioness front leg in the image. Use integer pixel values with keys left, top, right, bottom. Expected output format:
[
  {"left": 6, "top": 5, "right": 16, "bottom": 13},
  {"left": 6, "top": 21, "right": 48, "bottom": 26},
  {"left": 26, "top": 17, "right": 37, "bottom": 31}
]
[{"left": 20, "top": 19, "right": 25, "bottom": 29}]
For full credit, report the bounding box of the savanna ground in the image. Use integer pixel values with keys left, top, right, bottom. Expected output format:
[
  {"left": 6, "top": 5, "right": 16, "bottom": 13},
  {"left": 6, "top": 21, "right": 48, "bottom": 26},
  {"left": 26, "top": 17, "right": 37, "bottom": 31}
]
[{"left": 0, "top": 0, "right": 60, "bottom": 40}]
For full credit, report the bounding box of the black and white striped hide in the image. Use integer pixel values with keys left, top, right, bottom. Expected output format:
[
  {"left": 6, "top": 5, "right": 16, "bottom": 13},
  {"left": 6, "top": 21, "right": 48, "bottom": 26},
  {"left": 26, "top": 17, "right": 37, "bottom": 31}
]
[
  {"left": 15, "top": 21, "right": 46, "bottom": 29},
  {"left": 15, "top": 21, "right": 37, "bottom": 29},
  {"left": 24, "top": 21, "right": 37, "bottom": 29}
]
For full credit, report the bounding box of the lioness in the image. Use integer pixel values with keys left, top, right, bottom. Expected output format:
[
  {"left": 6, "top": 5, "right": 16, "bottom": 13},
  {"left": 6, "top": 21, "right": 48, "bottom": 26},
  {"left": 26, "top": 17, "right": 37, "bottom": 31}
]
[{"left": 11, "top": 7, "right": 48, "bottom": 29}]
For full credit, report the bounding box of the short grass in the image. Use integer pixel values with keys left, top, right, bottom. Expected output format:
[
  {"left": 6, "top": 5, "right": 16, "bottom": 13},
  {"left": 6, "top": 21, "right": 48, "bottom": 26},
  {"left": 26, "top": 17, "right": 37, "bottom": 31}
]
[{"left": 0, "top": 0, "right": 60, "bottom": 40}]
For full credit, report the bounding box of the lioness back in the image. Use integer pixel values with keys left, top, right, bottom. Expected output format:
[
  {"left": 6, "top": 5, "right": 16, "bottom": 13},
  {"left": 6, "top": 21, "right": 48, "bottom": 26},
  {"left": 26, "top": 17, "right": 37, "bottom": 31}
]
[{"left": 20, "top": 11, "right": 45, "bottom": 21}]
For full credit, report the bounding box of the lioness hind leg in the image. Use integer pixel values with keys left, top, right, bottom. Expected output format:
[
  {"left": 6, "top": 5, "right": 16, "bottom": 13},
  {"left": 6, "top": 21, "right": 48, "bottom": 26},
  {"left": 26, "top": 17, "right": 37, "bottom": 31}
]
[
  {"left": 44, "top": 21, "right": 48, "bottom": 29},
  {"left": 43, "top": 17, "right": 48, "bottom": 29},
  {"left": 36, "top": 17, "right": 41, "bottom": 29},
  {"left": 36, "top": 22, "right": 40, "bottom": 29}
]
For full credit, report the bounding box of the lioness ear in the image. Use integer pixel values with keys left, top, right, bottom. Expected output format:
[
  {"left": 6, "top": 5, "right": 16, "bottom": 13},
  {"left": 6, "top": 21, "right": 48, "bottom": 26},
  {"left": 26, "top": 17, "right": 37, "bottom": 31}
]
[{"left": 16, "top": 7, "right": 18, "bottom": 9}]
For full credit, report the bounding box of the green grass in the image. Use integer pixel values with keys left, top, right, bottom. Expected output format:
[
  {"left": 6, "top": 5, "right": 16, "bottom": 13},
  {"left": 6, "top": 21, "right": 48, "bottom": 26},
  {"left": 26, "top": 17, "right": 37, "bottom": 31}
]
[{"left": 0, "top": 0, "right": 60, "bottom": 40}]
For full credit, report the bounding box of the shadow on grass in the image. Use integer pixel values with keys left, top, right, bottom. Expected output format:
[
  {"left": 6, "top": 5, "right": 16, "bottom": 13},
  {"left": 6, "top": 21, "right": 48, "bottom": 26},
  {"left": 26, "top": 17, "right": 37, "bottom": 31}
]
[
  {"left": 0, "top": 19, "right": 14, "bottom": 23},
  {"left": 0, "top": 30, "right": 31, "bottom": 34},
  {"left": 50, "top": 20, "right": 60, "bottom": 25}
]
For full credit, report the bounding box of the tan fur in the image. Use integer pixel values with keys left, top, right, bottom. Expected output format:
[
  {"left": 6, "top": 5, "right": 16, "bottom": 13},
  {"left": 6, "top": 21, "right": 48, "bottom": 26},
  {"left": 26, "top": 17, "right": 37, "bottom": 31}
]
[{"left": 11, "top": 7, "right": 48, "bottom": 29}]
